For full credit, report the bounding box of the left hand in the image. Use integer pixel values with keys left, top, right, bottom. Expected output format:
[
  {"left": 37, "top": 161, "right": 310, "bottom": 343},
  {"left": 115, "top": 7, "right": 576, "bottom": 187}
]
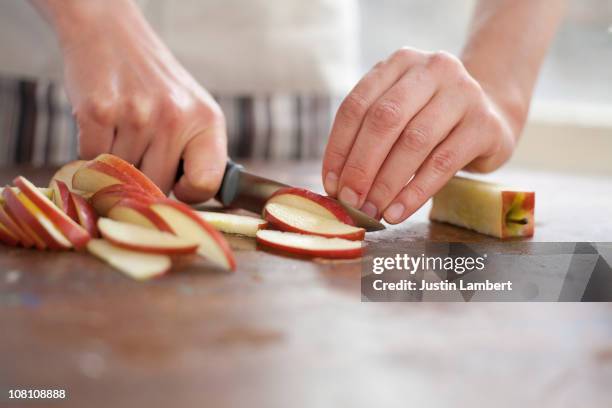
[{"left": 321, "top": 47, "right": 519, "bottom": 224}]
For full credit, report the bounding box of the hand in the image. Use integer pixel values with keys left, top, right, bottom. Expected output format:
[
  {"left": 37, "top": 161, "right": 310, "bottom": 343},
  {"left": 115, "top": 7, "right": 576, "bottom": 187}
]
[
  {"left": 322, "top": 47, "right": 519, "bottom": 224},
  {"left": 60, "top": 2, "right": 226, "bottom": 203}
]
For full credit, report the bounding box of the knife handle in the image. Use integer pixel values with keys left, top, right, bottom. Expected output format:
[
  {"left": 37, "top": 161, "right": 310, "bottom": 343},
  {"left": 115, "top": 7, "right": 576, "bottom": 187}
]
[{"left": 174, "top": 159, "right": 243, "bottom": 206}]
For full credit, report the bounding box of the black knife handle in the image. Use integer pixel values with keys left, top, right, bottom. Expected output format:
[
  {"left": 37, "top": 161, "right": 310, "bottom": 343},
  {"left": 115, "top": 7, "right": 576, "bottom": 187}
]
[{"left": 175, "top": 159, "right": 243, "bottom": 206}]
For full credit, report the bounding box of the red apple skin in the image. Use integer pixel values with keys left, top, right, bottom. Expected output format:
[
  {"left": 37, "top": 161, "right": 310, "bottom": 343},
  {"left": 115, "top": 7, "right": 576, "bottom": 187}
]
[
  {"left": 96, "top": 154, "right": 165, "bottom": 198},
  {"left": 502, "top": 191, "right": 535, "bottom": 238},
  {"left": 108, "top": 198, "right": 173, "bottom": 233},
  {"left": 0, "top": 221, "right": 20, "bottom": 246},
  {"left": 0, "top": 204, "right": 32, "bottom": 247},
  {"left": 256, "top": 235, "right": 364, "bottom": 259},
  {"left": 267, "top": 187, "right": 355, "bottom": 226},
  {"left": 49, "top": 160, "right": 86, "bottom": 190},
  {"left": 14, "top": 176, "right": 90, "bottom": 249},
  {"left": 70, "top": 192, "right": 99, "bottom": 237},
  {"left": 52, "top": 180, "right": 79, "bottom": 222},
  {"left": 151, "top": 199, "right": 236, "bottom": 271},
  {"left": 2, "top": 187, "right": 52, "bottom": 250},
  {"left": 90, "top": 184, "right": 153, "bottom": 216},
  {"left": 263, "top": 208, "right": 365, "bottom": 241}
]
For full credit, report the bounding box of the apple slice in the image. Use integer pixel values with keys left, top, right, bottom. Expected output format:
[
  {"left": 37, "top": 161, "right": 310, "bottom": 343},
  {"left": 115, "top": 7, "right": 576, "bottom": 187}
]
[
  {"left": 0, "top": 203, "right": 34, "bottom": 248},
  {"left": 264, "top": 203, "right": 365, "bottom": 241},
  {"left": 256, "top": 230, "right": 363, "bottom": 259},
  {"left": 267, "top": 187, "right": 355, "bottom": 225},
  {"left": 150, "top": 200, "right": 236, "bottom": 270},
  {"left": 0, "top": 186, "right": 52, "bottom": 205},
  {"left": 90, "top": 184, "right": 153, "bottom": 217},
  {"left": 429, "top": 176, "right": 535, "bottom": 238},
  {"left": 98, "top": 217, "right": 198, "bottom": 255},
  {"left": 196, "top": 211, "right": 267, "bottom": 237},
  {"left": 51, "top": 180, "right": 79, "bottom": 222},
  {"left": 87, "top": 239, "right": 171, "bottom": 280},
  {"left": 108, "top": 198, "right": 173, "bottom": 232},
  {"left": 14, "top": 176, "right": 90, "bottom": 249},
  {"left": 2, "top": 188, "right": 72, "bottom": 250},
  {"left": 49, "top": 160, "right": 86, "bottom": 189},
  {"left": 0, "top": 220, "right": 20, "bottom": 246},
  {"left": 72, "top": 154, "right": 165, "bottom": 197},
  {"left": 70, "top": 192, "right": 99, "bottom": 237}
]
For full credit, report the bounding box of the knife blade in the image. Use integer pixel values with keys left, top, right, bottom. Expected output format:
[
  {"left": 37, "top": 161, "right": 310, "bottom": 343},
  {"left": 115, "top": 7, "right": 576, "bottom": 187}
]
[{"left": 215, "top": 161, "right": 385, "bottom": 232}]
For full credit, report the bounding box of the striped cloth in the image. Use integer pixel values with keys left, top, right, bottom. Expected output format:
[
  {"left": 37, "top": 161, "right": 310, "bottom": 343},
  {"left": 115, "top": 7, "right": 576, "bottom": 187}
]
[{"left": 0, "top": 75, "right": 340, "bottom": 166}]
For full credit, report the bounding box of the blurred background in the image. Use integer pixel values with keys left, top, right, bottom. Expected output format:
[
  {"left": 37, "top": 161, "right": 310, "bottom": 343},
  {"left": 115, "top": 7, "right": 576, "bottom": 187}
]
[{"left": 359, "top": 0, "right": 612, "bottom": 175}]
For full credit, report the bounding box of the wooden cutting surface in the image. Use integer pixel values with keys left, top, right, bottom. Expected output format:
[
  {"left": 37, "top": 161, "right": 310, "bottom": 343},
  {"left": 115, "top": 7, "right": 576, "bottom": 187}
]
[{"left": 1, "top": 162, "right": 612, "bottom": 408}]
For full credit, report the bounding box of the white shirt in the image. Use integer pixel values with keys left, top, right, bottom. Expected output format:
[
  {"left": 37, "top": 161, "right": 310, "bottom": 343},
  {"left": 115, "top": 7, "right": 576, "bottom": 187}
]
[{"left": 0, "top": 0, "right": 360, "bottom": 95}]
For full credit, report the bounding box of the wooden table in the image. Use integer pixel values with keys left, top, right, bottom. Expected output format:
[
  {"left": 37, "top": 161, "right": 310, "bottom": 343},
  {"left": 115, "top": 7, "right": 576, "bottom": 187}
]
[{"left": 1, "top": 162, "right": 612, "bottom": 408}]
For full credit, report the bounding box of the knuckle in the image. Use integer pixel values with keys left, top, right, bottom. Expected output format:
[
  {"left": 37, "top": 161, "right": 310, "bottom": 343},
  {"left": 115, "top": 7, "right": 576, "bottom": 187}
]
[
  {"left": 391, "top": 47, "right": 417, "bottom": 62},
  {"left": 80, "top": 99, "right": 116, "bottom": 125},
  {"left": 369, "top": 178, "right": 395, "bottom": 200},
  {"left": 430, "top": 149, "right": 456, "bottom": 174},
  {"left": 399, "top": 127, "right": 430, "bottom": 153},
  {"left": 367, "top": 100, "right": 402, "bottom": 132},
  {"left": 338, "top": 92, "right": 369, "bottom": 123},
  {"left": 324, "top": 146, "right": 347, "bottom": 167},
  {"left": 342, "top": 162, "right": 370, "bottom": 192},
  {"left": 429, "top": 51, "right": 462, "bottom": 74},
  {"left": 407, "top": 182, "right": 428, "bottom": 204},
  {"left": 124, "top": 96, "right": 151, "bottom": 129}
]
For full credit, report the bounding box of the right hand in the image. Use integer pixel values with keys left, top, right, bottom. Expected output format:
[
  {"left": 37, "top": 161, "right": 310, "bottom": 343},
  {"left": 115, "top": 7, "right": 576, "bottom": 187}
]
[{"left": 60, "top": 1, "right": 226, "bottom": 203}]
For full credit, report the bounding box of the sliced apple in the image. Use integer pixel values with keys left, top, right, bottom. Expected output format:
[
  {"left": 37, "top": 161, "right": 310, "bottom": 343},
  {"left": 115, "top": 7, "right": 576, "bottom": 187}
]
[
  {"left": 98, "top": 217, "right": 198, "bottom": 255},
  {"left": 256, "top": 230, "right": 363, "bottom": 259},
  {"left": 0, "top": 220, "right": 19, "bottom": 246},
  {"left": 51, "top": 180, "right": 78, "bottom": 222},
  {"left": 87, "top": 239, "right": 171, "bottom": 280},
  {"left": 2, "top": 188, "right": 72, "bottom": 250},
  {"left": 90, "top": 184, "right": 153, "bottom": 217},
  {"left": 70, "top": 192, "right": 99, "bottom": 237},
  {"left": 267, "top": 187, "right": 355, "bottom": 225},
  {"left": 0, "top": 186, "right": 52, "bottom": 205},
  {"left": 0, "top": 203, "right": 34, "bottom": 248},
  {"left": 14, "top": 176, "right": 90, "bottom": 249},
  {"left": 263, "top": 203, "right": 365, "bottom": 241},
  {"left": 150, "top": 200, "right": 236, "bottom": 270},
  {"left": 429, "top": 176, "right": 535, "bottom": 238},
  {"left": 49, "top": 160, "right": 86, "bottom": 189},
  {"left": 196, "top": 211, "right": 267, "bottom": 237},
  {"left": 108, "top": 198, "right": 173, "bottom": 232}
]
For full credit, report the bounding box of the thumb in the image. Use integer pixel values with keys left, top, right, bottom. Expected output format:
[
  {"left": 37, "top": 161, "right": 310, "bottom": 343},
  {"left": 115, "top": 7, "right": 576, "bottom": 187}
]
[{"left": 173, "top": 124, "right": 227, "bottom": 203}]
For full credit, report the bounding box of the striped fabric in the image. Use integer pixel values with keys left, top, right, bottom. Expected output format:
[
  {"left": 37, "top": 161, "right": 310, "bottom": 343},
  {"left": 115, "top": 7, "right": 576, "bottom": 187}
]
[{"left": 0, "top": 76, "right": 340, "bottom": 166}]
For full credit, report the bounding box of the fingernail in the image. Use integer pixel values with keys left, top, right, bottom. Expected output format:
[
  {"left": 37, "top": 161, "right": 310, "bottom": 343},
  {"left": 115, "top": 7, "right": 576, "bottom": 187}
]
[
  {"left": 339, "top": 186, "right": 359, "bottom": 208},
  {"left": 361, "top": 201, "right": 378, "bottom": 218},
  {"left": 384, "top": 203, "right": 405, "bottom": 223},
  {"left": 324, "top": 172, "right": 339, "bottom": 195}
]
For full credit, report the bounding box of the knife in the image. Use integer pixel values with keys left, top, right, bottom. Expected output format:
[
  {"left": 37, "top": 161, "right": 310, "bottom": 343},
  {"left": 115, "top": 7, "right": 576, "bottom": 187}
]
[{"left": 177, "top": 160, "right": 385, "bottom": 232}]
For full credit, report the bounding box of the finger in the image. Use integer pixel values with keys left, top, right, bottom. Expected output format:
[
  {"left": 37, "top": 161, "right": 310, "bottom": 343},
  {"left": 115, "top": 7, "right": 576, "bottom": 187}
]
[
  {"left": 139, "top": 133, "right": 182, "bottom": 195},
  {"left": 335, "top": 64, "right": 438, "bottom": 210},
  {"left": 74, "top": 99, "right": 117, "bottom": 159},
  {"left": 383, "top": 119, "right": 488, "bottom": 224},
  {"left": 111, "top": 97, "right": 154, "bottom": 165},
  {"left": 173, "top": 122, "right": 227, "bottom": 203},
  {"left": 321, "top": 48, "right": 427, "bottom": 196},
  {"left": 362, "top": 86, "right": 472, "bottom": 218}
]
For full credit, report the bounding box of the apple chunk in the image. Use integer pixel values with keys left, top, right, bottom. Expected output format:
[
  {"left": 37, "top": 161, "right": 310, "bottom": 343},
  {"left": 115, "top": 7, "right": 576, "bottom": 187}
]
[
  {"left": 150, "top": 200, "right": 236, "bottom": 270},
  {"left": 429, "top": 176, "right": 535, "bottom": 238},
  {"left": 98, "top": 217, "right": 198, "bottom": 255},
  {"left": 196, "top": 211, "right": 267, "bottom": 237},
  {"left": 264, "top": 203, "right": 365, "bottom": 240},
  {"left": 87, "top": 239, "right": 171, "bottom": 280},
  {"left": 14, "top": 176, "right": 90, "bottom": 249},
  {"left": 108, "top": 198, "right": 173, "bottom": 232},
  {"left": 267, "top": 187, "right": 355, "bottom": 225},
  {"left": 256, "top": 230, "right": 363, "bottom": 259}
]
